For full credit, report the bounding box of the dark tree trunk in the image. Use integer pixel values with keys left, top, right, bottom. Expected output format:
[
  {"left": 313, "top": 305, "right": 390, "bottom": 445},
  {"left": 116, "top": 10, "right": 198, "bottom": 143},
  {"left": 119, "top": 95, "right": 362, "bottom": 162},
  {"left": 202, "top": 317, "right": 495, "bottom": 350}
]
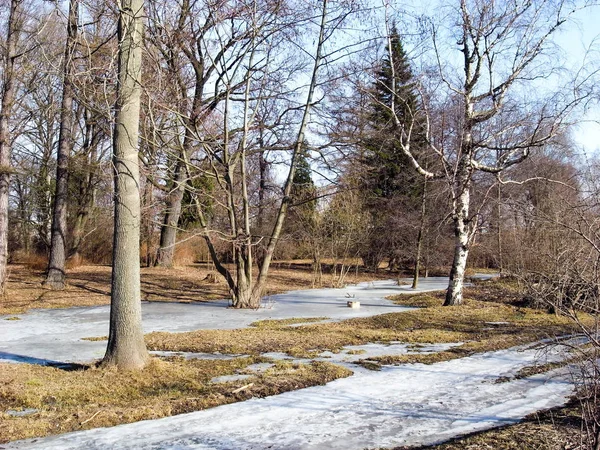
[
  {"left": 412, "top": 178, "right": 427, "bottom": 289},
  {"left": 0, "top": 0, "right": 22, "bottom": 295},
  {"left": 155, "top": 160, "right": 185, "bottom": 267},
  {"left": 45, "top": 0, "right": 79, "bottom": 289}
]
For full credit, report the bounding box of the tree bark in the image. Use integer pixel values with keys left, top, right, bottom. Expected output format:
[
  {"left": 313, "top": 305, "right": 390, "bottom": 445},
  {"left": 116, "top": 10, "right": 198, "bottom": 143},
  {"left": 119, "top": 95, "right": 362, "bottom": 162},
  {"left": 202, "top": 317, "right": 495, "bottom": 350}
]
[
  {"left": 412, "top": 178, "right": 427, "bottom": 289},
  {"left": 44, "top": 0, "right": 79, "bottom": 289},
  {"left": 69, "top": 114, "right": 100, "bottom": 261},
  {"left": 102, "top": 0, "right": 148, "bottom": 370},
  {"left": 155, "top": 161, "right": 185, "bottom": 267},
  {"left": 444, "top": 159, "right": 473, "bottom": 306},
  {"left": 0, "top": 0, "right": 22, "bottom": 296},
  {"left": 497, "top": 181, "right": 503, "bottom": 274}
]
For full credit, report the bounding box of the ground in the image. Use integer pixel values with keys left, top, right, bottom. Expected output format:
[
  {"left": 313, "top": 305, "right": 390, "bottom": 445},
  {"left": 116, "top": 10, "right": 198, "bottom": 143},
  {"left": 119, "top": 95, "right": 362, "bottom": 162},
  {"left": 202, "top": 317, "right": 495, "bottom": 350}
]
[
  {"left": 0, "top": 263, "right": 591, "bottom": 448},
  {"left": 0, "top": 262, "right": 393, "bottom": 315}
]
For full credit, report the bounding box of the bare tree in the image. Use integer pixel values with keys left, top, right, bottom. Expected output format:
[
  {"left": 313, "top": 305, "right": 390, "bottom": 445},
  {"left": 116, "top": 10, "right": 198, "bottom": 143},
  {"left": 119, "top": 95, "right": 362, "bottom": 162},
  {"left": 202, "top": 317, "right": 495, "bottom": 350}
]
[
  {"left": 44, "top": 0, "right": 79, "bottom": 289},
  {"left": 102, "top": 0, "right": 148, "bottom": 370},
  {"left": 0, "top": 0, "right": 24, "bottom": 295},
  {"left": 386, "top": 0, "right": 583, "bottom": 305}
]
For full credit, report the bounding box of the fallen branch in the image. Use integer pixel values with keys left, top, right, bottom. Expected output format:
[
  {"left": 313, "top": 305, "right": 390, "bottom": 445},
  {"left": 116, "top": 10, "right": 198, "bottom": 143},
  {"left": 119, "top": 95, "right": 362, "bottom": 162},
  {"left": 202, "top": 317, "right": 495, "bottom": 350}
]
[
  {"left": 80, "top": 410, "right": 102, "bottom": 425},
  {"left": 231, "top": 383, "right": 254, "bottom": 394}
]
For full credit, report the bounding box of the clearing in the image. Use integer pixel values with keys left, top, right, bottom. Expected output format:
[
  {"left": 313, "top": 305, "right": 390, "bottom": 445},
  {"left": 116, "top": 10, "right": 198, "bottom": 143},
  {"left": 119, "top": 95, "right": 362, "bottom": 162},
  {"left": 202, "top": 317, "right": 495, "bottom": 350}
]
[{"left": 0, "top": 264, "right": 587, "bottom": 449}]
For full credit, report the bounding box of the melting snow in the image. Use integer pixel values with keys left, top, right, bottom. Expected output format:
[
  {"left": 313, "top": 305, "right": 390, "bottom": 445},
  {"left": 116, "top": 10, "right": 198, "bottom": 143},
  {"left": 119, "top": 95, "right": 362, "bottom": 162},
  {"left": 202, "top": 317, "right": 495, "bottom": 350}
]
[
  {"left": 5, "top": 343, "right": 574, "bottom": 449},
  {"left": 0, "top": 278, "right": 450, "bottom": 365},
  {"left": 3, "top": 273, "right": 579, "bottom": 449}
]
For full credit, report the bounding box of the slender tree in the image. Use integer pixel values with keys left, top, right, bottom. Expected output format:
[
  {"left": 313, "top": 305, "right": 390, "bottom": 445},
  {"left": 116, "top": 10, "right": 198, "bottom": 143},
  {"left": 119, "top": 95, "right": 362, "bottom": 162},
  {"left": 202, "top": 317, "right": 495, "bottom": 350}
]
[
  {"left": 102, "top": 0, "right": 148, "bottom": 370},
  {"left": 0, "top": 0, "right": 23, "bottom": 295},
  {"left": 44, "top": 0, "right": 79, "bottom": 289}
]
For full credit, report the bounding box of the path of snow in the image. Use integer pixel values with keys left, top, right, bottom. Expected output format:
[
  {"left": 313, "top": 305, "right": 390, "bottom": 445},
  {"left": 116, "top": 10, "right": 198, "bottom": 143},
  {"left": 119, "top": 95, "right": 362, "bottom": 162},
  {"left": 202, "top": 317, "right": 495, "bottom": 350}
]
[
  {"left": 6, "top": 343, "right": 574, "bottom": 449},
  {"left": 0, "top": 278, "right": 450, "bottom": 365}
]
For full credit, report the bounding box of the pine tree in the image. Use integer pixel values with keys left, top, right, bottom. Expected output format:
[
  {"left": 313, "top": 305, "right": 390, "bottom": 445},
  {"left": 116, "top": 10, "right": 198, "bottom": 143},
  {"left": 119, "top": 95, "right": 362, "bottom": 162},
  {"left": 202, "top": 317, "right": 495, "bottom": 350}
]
[
  {"left": 358, "top": 28, "right": 426, "bottom": 271},
  {"left": 285, "top": 145, "right": 317, "bottom": 255},
  {"left": 290, "top": 149, "right": 316, "bottom": 214},
  {"left": 362, "top": 27, "right": 424, "bottom": 200}
]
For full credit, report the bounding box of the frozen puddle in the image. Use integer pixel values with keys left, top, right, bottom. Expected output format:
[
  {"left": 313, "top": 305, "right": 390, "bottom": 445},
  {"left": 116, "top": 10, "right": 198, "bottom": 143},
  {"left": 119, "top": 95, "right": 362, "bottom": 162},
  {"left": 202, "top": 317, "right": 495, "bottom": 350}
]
[
  {"left": 320, "top": 342, "right": 462, "bottom": 363},
  {"left": 0, "top": 278, "right": 451, "bottom": 366},
  {"left": 6, "top": 342, "right": 574, "bottom": 450}
]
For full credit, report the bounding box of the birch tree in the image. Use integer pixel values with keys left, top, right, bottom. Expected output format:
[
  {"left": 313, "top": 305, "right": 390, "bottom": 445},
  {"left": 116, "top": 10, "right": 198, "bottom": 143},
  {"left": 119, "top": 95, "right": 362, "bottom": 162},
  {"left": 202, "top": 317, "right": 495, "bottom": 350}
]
[{"left": 386, "top": 0, "right": 583, "bottom": 305}]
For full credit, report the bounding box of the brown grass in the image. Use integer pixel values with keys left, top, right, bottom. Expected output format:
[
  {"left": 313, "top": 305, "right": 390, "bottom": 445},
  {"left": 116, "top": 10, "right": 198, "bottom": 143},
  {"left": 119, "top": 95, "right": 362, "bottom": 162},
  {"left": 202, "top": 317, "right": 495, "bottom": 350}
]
[
  {"left": 0, "top": 357, "right": 351, "bottom": 443},
  {"left": 1, "top": 267, "right": 589, "bottom": 447},
  {"left": 146, "top": 291, "right": 584, "bottom": 366}
]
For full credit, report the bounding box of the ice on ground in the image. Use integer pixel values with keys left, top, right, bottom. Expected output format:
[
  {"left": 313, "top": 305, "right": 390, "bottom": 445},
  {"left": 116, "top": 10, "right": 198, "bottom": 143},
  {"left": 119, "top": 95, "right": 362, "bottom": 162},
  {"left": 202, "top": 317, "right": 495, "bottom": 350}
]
[
  {"left": 210, "top": 374, "right": 253, "bottom": 384},
  {"left": 1, "top": 273, "right": 581, "bottom": 450},
  {"left": 6, "top": 343, "right": 574, "bottom": 450},
  {"left": 243, "top": 362, "right": 276, "bottom": 373},
  {"left": 5, "top": 409, "right": 38, "bottom": 418},
  {"left": 260, "top": 342, "right": 463, "bottom": 366},
  {"left": 0, "top": 278, "right": 450, "bottom": 365}
]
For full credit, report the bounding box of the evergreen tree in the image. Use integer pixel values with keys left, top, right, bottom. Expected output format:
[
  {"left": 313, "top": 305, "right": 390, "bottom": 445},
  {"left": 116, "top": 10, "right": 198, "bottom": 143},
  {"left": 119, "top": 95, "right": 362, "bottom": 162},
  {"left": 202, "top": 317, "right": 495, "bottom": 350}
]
[
  {"left": 291, "top": 149, "right": 316, "bottom": 213},
  {"left": 362, "top": 27, "right": 424, "bottom": 199},
  {"left": 285, "top": 145, "right": 317, "bottom": 256},
  {"left": 358, "top": 28, "right": 426, "bottom": 271}
]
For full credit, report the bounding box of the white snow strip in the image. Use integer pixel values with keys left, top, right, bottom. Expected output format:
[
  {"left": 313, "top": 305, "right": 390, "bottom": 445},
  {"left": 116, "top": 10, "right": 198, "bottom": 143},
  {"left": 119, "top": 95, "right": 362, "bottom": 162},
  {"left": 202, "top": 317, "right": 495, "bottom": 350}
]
[{"left": 6, "top": 344, "right": 573, "bottom": 450}]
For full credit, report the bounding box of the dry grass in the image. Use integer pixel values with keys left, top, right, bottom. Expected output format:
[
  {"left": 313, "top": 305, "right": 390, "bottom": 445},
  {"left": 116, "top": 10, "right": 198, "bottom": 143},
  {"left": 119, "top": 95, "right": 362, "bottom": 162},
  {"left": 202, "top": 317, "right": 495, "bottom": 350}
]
[
  {"left": 250, "top": 317, "right": 329, "bottom": 328},
  {"left": 0, "top": 263, "right": 392, "bottom": 315},
  {"left": 0, "top": 357, "right": 351, "bottom": 443},
  {"left": 146, "top": 291, "right": 584, "bottom": 366}
]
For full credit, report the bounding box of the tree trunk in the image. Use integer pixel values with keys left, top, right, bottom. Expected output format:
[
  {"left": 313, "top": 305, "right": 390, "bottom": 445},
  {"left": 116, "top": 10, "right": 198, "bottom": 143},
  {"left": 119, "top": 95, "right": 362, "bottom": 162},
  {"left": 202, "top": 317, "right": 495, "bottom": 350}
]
[
  {"left": 412, "top": 178, "right": 427, "bottom": 289},
  {"left": 231, "top": 251, "right": 254, "bottom": 308},
  {"left": 102, "top": 0, "right": 148, "bottom": 370},
  {"left": 0, "top": 0, "right": 21, "bottom": 296},
  {"left": 45, "top": 0, "right": 79, "bottom": 289},
  {"left": 155, "top": 160, "right": 185, "bottom": 267},
  {"left": 142, "top": 172, "right": 154, "bottom": 267},
  {"left": 497, "top": 181, "right": 503, "bottom": 274},
  {"left": 252, "top": 0, "right": 328, "bottom": 302},
  {"left": 69, "top": 113, "right": 100, "bottom": 262},
  {"left": 255, "top": 148, "right": 268, "bottom": 268},
  {"left": 444, "top": 161, "right": 472, "bottom": 306}
]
